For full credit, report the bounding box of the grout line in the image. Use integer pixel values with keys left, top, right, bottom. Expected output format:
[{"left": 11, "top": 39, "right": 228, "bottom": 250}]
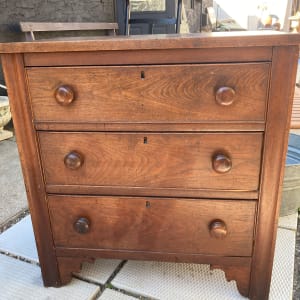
[
  {"left": 105, "top": 260, "right": 127, "bottom": 286},
  {"left": 72, "top": 273, "right": 105, "bottom": 289},
  {"left": 105, "top": 286, "right": 154, "bottom": 300},
  {"left": 0, "top": 249, "right": 39, "bottom": 266},
  {"left": 0, "top": 208, "right": 29, "bottom": 234},
  {"left": 102, "top": 260, "right": 154, "bottom": 300},
  {"left": 0, "top": 209, "right": 38, "bottom": 266},
  {"left": 90, "top": 285, "right": 104, "bottom": 300},
  {"left": 278, "top": 226, "right": 297, "bottom": 232}
]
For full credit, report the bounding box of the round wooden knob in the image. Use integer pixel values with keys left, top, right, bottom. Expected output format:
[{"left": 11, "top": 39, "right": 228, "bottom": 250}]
[
  {"left": 54, "top": 85, "right": 75, "bottom": 105},
  {"left": 215, "top": 87, "right": 236, "bottom": 106},
  {"left": 64, "top": 151, "right": 84, "bottom": 170},
  {"left": 212, "top": 153, "right": 232, "bottom": 173},
  {"left": 209, "top": 220, "right": 227, "bottom": 239},
  {"left": 74, "top": 217, "right": 90, "bottom": 234}
]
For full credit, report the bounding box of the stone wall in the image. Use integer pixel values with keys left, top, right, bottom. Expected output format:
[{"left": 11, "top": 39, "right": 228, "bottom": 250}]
[
  {"left": 183, "top": 0, "right": 213, "bottom": 33},
  {"left": 0, "top": 0, "right": 115, "bottom": 93}
]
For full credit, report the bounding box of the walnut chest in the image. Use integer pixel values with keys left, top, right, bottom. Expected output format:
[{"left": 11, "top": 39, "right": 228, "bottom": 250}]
[{"left": 1, "top": 32, "right": 299, "bottom": 299}]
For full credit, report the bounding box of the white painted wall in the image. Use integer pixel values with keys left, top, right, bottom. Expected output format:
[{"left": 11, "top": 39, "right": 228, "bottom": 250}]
[{"left": 213, "top": 0, "right": 289, "bottom": 30}]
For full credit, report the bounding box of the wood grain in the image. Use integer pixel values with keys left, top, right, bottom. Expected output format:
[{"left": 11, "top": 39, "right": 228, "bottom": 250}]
[
  {"left": 211, "top": 263, "right": 251, "bottom": 297},
  {"left": 38, "top": 132, "right": 263, "bottom": 191},
  {"left": 56, "top": 247, "right": 252, "bottom": 267},
  {"left": 56, "top": 257, "right": 94, "bottom": 286},
  {"left": 250, "top": 45, "right": 299, "bottom": 300},
  {"left": 24, "top": 47, "right": 272, "bottom": 67},
  {"left": 49, "top": 195, "right": 256, "bottom": 256},
  {"left": 27, "top": 63, "right": 269, "bottom": 123},
  {"left": 1, "top": 31, "right": 300, "bottom": 53},
  {"left": 34, "top": 121, "right": 265, "bottom": 132},
  {"left": 45, "top": 185, "right": 259, "bottom": 200},
  {"left": 0, "top": 54, "right": 61, "bottom": 286}
]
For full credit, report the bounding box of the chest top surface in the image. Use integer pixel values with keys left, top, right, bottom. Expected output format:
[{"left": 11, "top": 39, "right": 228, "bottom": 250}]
[{"left": 0, "top": 31, "right": 300, "bottom": 53}]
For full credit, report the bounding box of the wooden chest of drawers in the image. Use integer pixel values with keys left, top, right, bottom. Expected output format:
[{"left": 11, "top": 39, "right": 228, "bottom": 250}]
[{"left": 1, "top": 32, "right": 299, "bottom": 299}]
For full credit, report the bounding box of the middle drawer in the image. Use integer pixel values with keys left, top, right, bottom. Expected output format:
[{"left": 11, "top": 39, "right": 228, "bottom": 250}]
[{"left": 38, "top": 132, "right": 262, "bottom": 191}]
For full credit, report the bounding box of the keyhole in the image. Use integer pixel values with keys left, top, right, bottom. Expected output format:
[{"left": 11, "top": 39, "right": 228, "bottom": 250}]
[
  {"left": 146, "top": 201, "right": 151, "bottom": 208},
  {"left": 144, "top": 137, "right": 148, "bottom": 144},
  {"left": 141, "top": 71, "right": 145, "bottom": 79}
]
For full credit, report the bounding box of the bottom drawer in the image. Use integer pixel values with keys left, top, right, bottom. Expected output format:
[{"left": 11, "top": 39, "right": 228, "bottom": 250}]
[{"left": 48, "top": 196, "right": 256, "bottom": 256}]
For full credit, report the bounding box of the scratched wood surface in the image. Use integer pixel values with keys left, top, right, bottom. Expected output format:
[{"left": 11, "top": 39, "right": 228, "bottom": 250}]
[
  {"left": 38, "top": 132, "right": 263, "bottom": 191},
  {"left": 27, "top": 64, "right": 270, "bottom": 123},
  {"left": 48, "top": 195, "right": 256, "bottom": 256},
  {"left": 1, "top": 31, "right": 300, "bottom": 53}
]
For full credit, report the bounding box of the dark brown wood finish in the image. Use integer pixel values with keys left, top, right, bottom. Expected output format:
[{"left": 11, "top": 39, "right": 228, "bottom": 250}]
[
  {"left": 0, "top": 54, "right": 61, "bottom": 286},
  {"left": 211, "top": 263, "right": 251, "bottom": 297},
  {"left": 1, "top": 31, "right": 300, "bottom": 53},
  {"left": 46, "top": 185, "right": 259, "bottom": 200},
  {"left": 249, "top": 46, "right": 299, "bottom": 299},
  {"left": 54, "top": 85, "right": 75, "bottom": 106},
  {"left": 23, "top": 47, "right": 272, "bottom": 67},
  {"left": 55, "top": 247, "right": 252, "bottom": 266},
  {"left": 34, "top": 121, "right": 265, "bottom": 132},
  {"left": 27, "top": 64, "right": 269, "bottom": 124},
  {"left": 56, "top": 257, "right": 94, "bottom": 285},
  {"left": 48, "top": 196, "right": 256, "bottom": 256},
  {"left": 38, "top": 132, "right": 263, "bottom": 191},
  {"left": 1, "top": 33, "right": 299, "bottom": 299}
]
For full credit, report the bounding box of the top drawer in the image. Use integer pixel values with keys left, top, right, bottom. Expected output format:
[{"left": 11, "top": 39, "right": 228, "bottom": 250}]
[{"left": 26, "top": 63, "right": 269, "bottom": 124}]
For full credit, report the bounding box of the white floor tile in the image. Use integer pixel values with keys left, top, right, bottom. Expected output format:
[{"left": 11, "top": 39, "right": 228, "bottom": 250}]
[
  {"left": 75, "top": 259, "right": 122, "bottom": 285},
  {"left": 112, "top": 227, "right": 296, "bottom": 300},
  {"left": 278, "top": 213, "right": 298, "bottom": 231},
  {"left": 0, "top": 215, "right": 38, "bottom": 262},
  {"left": 0, "top": 254, "right": 99, "bottom": 300},
  {"left": 269, "top": 228, "right": 296, "bottom": 300},
  {"left": 98, "top": 288, "right": 136, "bottom": 300},
  {"left": 112, "top": 261, "right": 245, "bottom": 300}
]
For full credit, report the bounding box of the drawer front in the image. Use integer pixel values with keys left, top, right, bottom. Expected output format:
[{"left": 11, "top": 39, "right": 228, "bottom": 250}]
[
  {"left": 27, "top": 63, "right": 269, "bottom": 123},
  {"left": 39, "top": 132, "right": 263, "bottom": 191},
  {"left": 48, "top": 196, "right": 256, "bottom": 256}
]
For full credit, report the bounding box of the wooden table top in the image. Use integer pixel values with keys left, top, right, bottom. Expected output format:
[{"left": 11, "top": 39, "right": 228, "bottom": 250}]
[{"left": 0, "top": 31, "right": 300, "bottom": 53}]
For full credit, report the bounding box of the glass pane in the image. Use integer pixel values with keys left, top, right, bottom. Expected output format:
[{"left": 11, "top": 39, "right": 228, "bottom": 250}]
[{"left": 131, "top": 0, "right": 166, "bottom": 12}]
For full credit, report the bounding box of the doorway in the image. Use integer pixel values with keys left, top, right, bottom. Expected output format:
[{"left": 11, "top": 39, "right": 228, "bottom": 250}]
[{"left": 116, "top": 0, "right": 176, "bottom": 34}]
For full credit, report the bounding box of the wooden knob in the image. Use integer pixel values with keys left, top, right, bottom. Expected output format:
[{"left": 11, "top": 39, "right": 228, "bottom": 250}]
[
  {"left": 55, "top": 85, "right": 75, "bottom": 105},
  {"left": 64, "top": 151, "right": 84, "bottom": 170},
  {"left": 215, "top": 87, "right": 236, "bottom": 106},
  {"left": 74, "top": 217, "right": 90, "bottom": 234},
  {"left": 212, "top": 153, "right": 232, "bottom": 173},
  {"left": 209, "top": 220, "right": 227, "bottom": 239}
]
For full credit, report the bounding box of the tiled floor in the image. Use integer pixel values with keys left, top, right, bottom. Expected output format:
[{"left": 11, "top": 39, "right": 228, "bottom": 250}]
[
  {"left": 0, "top": 213, "right": 297, "bottom": 300},
  {"left": 0, "top": 254, "right": 100, "bottom": 300}
]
